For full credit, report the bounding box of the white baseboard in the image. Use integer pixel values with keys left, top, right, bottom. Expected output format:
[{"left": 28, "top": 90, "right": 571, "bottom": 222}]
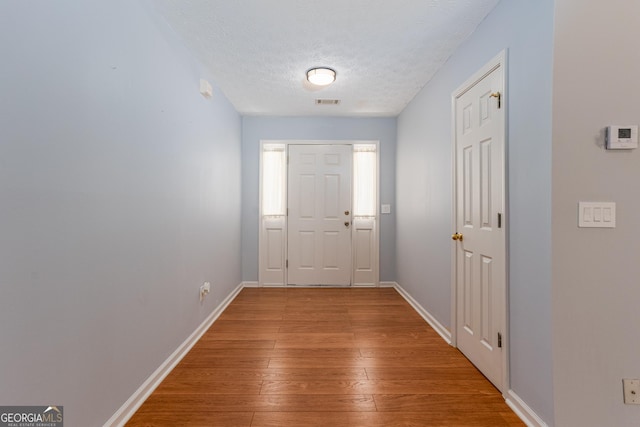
[
  {"left": 379, "top": 281, "right": 396, "bottom": 288},
  {"left": 390, "top": 282, "right": 452, "bottom": 345},
  {"left": 104, "top": 282, "right": 245, "bottom": 427},
  {"left": 505, "top": 390, "right": 549, "bottom": 427},
  {"left": 242, "top": 281, "right": 259, "bottom": 288}
]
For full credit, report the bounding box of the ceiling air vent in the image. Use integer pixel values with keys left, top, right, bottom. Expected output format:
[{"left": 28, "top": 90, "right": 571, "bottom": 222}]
[{"left": 315, "top": 99, "right": 340, "bottom": 105}]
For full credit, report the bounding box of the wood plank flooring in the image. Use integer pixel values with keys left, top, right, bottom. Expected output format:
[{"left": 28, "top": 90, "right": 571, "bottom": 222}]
[{"left": 126, "top": 288, "right": 524, "bottom": 426}]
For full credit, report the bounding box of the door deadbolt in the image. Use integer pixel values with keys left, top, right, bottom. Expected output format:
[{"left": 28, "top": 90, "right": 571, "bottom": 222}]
[{"left": 344, "top": 210, "right": 350, "bottom": 216}]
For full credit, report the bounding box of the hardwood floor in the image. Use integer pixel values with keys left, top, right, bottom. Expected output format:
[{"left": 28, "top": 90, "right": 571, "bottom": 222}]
[{"left": 126, "top": 288, "right": 524, "bottom": 426}]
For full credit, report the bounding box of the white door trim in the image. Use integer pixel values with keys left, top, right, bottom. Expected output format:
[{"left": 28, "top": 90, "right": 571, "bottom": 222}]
[
  {"left": 258, "top": 140, "right": 380, "bottom": 287},
  {"left": 450, "top": 50, "right": 509, "bottom": 394}
]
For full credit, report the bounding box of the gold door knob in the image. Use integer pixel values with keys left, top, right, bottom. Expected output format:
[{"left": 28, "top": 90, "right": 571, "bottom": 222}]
[
  {"left": 345, "top": 221, "right": 351, "bottom": 227},
  {"left": 451, "top": 233, "right": 463, "bottom": 241},
  {"left": 490, "top": 92, "right": 502, "bottom": 108}
]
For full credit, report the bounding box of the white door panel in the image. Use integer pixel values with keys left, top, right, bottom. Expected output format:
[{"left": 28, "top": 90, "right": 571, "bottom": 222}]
[
  {"left": 260, "top": 215, "right": 286, "bottom": 287},
  {"left": 288, "top": 145, "right": 352, "bottom": 285},
  {"left": 454, "top": 58, "right": 506, "bottom": 391},
  {"left": 352, "top": 217, "right": 377, "bottom": 287},
  {"left": 266, "top": 227, "right": 284, "bottom": 270}
]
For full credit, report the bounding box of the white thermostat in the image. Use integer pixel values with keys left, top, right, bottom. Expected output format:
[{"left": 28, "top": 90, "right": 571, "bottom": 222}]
[{"left": 606, "top": 125, "right": 638, "bottom": 149}]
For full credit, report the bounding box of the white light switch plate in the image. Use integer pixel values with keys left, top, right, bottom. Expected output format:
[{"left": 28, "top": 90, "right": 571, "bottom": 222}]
[
  {"left": 381, "top": 204, "right": 391, "bottom": 214},
  {"left": 578, "top": 202, "right": 616, "bottom": 228}
]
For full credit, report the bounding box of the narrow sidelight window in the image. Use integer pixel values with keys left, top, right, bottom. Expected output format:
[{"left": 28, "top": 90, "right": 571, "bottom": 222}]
[
  {"left": 353, "top": 144, "right": 377, "bottom": 217},
  {"left": 262, "top": 144, "right": 286, "bottom": 216}
]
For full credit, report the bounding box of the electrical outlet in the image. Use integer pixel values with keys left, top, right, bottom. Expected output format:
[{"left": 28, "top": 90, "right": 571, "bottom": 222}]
[
  {"left": 199, "top": 282, "right": 211, "bottom": 302},
  {"left": 623, "top": 379, "right": 640, "bottom": 404}
]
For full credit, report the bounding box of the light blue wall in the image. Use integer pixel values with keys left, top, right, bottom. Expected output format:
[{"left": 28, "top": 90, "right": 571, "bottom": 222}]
[
  {"left": 241, "top": 116, "right": 397, "bottom": 282},
  {"left": 0, "top": 1, "right": 242, "bottom": 425},
  {"left": 396, "top": 0, "right": 555, "bottom": 424},
  {"left": 551, "top": 1, "right": 640, "bottom": 425}
]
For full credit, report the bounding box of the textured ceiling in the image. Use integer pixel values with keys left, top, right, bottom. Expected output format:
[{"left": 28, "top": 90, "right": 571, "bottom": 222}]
[{"left": 153, "top": 0, "right": 500, "bottom": 117}]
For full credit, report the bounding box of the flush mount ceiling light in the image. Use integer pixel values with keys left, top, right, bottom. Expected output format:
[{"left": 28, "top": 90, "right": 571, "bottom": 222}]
[{"left": 306, "top": 67, "right": 336, "bottom": 86}]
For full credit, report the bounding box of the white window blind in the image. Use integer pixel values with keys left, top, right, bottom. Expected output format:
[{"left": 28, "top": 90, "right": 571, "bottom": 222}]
[
  {"left": 262, "top": 144, "right": 286, "bottom": 216},
  {"left": 353, "top": 144, "right": 377, "bottom": 216}
]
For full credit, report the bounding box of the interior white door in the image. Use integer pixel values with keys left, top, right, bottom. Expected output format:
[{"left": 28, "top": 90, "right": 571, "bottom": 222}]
[
  {"left": 453, "top": 59, "right": 506, "bottom": 391},
  {"left": 287, "top": 144, "right": 352, "bottom": 285}
]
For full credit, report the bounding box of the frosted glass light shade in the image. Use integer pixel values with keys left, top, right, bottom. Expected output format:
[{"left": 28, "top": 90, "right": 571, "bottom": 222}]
[{"left": 306, "top": 67, "right": 336, "bottom": 86}]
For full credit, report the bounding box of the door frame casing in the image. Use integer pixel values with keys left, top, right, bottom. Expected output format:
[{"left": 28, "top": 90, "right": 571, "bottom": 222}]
[
  {"left": 258, "top": 139, "right": 380, "bottom": 287},
  {"left": 450, "top": 50, "right": 509, "bottom": 394}
]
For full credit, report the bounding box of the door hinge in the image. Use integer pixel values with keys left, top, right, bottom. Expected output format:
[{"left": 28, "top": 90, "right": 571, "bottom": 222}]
[
  {"left": 498, "top": 332, "right": 503, "bottom": 348},
  {"left": 285, "top": 259, "right": 288, "bottom": 269},
  {"left": 491, "top": 92, "right": 502, "bottom": 109},
  {"left": 498, "top": 213, "right": 502, "bottom": 228}
]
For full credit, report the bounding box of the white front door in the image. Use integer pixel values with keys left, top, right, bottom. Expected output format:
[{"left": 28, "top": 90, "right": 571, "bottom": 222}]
[
  {"left": 453, "top": 54, "right": 506, "bottom": 391},
  {"left": 287, "top": 144, "right": 352, "bottom": 285}
]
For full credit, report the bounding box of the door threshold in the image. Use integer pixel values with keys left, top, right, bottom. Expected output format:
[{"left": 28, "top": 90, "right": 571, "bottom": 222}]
[{"left": 287, "top": 284, "right": 352, "bottom": 288}]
